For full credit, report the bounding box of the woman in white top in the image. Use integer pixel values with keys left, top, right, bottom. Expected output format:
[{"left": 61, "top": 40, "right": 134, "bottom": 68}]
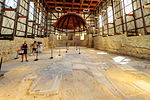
[{"left": 39, "top": 42, "right": 43, "bottom": 53}]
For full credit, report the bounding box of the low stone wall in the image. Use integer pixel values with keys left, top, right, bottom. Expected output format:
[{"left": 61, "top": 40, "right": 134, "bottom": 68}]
[
  {"left": 56, "top": 35, "right": 88, "bottom": 47},
  {"left": 0, "top": 37, "right": 49, "bottom": 62},
  {"left": 94, "top": 34, "right": 150, "bottom": 58}
]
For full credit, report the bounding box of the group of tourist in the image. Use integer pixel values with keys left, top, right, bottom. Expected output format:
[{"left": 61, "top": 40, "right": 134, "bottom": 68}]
[{"left": 20, "top": 41, "right": 43, "bottom": 62}]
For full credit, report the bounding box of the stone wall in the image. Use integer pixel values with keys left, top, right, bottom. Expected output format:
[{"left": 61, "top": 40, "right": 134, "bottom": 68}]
[
  {"left": 94, "top": 34, "right": 150, "bottom": 58},
  {"left": 55, "top": 35, "right": 88, "bottom": 47},
  {"left": 0, "top": 37, "right": 49, "bottom": 62},
  {"left": 86, "top": 34, "right": 94, "bottom": 48}
]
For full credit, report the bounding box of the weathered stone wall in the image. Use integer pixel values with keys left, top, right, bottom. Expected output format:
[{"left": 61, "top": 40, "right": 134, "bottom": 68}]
[
  {"left": 94, "top": 34, "right": 150, "bottom": 58},
  {"left": 55, "top": 35, "right": 88, "bottom": 47},
  {"left": 0, "top": 37, "right": 49, "bottom": 62},
  {"left": 87, "top": 34, "right": 94, "bottom": 48},
  {"left": 49, "top": 34, "right": 57, "bottom": 48}
]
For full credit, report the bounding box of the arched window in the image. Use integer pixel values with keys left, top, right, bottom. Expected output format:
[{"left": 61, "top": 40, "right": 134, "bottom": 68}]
[
  {"left": 5, "top": 0, "right": 17, "bottom": 8},
  {"left": 107, "top": 6, "right": 113, "bottom": 23},
  {"left": 29, "top": 2, "right": 34, "bottom": 20},
  {"left": 121, "top": 0, "right": 133, "bottom": 15}
]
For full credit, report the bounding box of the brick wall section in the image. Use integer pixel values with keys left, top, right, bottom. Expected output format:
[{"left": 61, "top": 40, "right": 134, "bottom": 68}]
[
  {"left": 94, "top": 34, "right": 150, "bottom": 58},
  {"left": 0, "top": 37, "right": 49, "bottom": 62}
]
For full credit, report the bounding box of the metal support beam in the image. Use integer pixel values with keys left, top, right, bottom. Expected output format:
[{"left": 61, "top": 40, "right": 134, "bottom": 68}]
[
  {"left": 33, "top": 2, "right": 37, "bottom": 38},
  {"left": 139, "top": 0, "right": 147, "bottom": 34},
  {"left": 111, "top": 0, "right": 117, "bottom": 35},
  {"left": 37, "top": 2, "right": 40, "bottom": 37},
  {"left": 106, "top": 2, "right": 109, "bottom": 35},
  {"left": 25, "top": 0, "right": 30, "bottom": 38},
  {"left": 0, "top": 0, "right": 6, "bottom": 36},
  {"left": 122, "top": 0, "right": 128, "bottom": 36},
  {"left": 46, "top": 11, "right": 48, "bottom": 37},
  {"left": 119, "top": 1, "right": 124, "bottom": 34},
  {"left": 131, "top": 0, "right": 138, "bottom": 35},
  {"left": 13, "top": 0, "right": 21, "bottom": 38}
]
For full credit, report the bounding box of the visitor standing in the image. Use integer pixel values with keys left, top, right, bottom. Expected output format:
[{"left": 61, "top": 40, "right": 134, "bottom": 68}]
[
  {"left": 21, "top": 41, "right": 28, "bottom": 62},
  {"left": 31, "top": 41, "right": 38, "bottom": 55},
  {"left": 39, "top": 42, "right": 43, "bottom": 53}
]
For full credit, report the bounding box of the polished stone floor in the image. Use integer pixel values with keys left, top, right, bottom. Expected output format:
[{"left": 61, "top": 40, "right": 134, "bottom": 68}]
[{"left": 0, "top": 47, "right": 150, "bottom": 100}]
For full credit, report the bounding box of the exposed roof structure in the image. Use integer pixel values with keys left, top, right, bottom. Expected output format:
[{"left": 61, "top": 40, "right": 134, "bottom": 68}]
[
  {"left": 52, "top": 13, "right": 87, "bottom": 32},
  {"left": 45, "top": 0, "right": 105, "bottom": 13}
]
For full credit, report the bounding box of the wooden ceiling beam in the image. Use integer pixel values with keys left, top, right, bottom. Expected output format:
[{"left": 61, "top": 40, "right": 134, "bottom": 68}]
[
  {"left": 47, "top": 1, "right": 97, "bottom": 6},
  {"left": 48, "top": 6, "right": 95, "bottom": 10},
  {"left": 72, "top": 0, "right": 75, "bottom": 11},
  {"left": 94, "top": 0, "right": 105, "bottom": 10},
  {"left": 45, "top": 0, "right": 103, "bottom": 13},
  {"left": 88, "top": 0, "right": 93, "bottom": 9},
  {"left": 63, "top": 0, "right": 66, "bottom": 12},
  {"left": 54, "top": 0, "right": 57, "bottom": 8},
  {"left": 48, "top": 9, "right": 92, "bottom": 13},
  {"left": 80, "top": 0, "right": 84, "bottom": 8}
]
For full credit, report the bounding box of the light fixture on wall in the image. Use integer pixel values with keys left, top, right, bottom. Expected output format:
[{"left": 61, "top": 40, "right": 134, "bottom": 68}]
[
  {"left": 83, "top": 8, "right": 90, "bottom": 12},
  {"left": 55, "top": 7, "right": 62, "bottom": 12}
]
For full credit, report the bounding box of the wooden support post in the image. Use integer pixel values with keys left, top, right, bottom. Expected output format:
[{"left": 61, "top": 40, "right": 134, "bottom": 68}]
[
  {"left": 0, "top": 57, "right": 3, "bottom": 71},
  {"left": 111, "top": 0, "right": 117, "bottom": 35},
  {"left": 49, "top": 12, "right": 52, "bottom": 34},
  {"left": 139, "top": 0, "right": 147, "bottom": 34},
  {"left": 40, "top": 5, "right": 42, "bottom": 37},
  {"left": 25, "top": 0, "right": 30, "bottom": 38},
  {"left": 106, "top": 2, "right": 109, "bottom": 35},
  {"left": 131, "top": 0, "right": 138, "bottom": 35},
  {"left": 95, "top": 11, "right": 97, "bottom": 34},
  {"left": 119, "top": 1, "right": 124, "bottom": 34},
  {"left": 122, "top": 0, "right": 128, "bottom": 36},
  {"left": 102, "top": 12, "right": 104, "bottom": 36},
  {"left": 32, "top": 2, "right": 37, "bottom": 38},
  {"left": 13, "top": 0, "right": 21, "bottom": 38},
  {"left": 46, "top": 11, "right": 48, "bottom": 37},
  {"left": 0, "top": 0, "right": 6, "bottom": 36},
  {"left": 37, "top": 4, "right": 40, "bottom": 37}
]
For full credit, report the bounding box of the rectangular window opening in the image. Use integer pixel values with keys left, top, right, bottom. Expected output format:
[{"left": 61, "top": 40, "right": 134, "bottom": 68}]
[
  {"left": 107, "top": 6, "right": 113, "bottom": 23},
  {"left": 121, "top": 0, "right": 133, "bottom": 15},
  {"left": 29, "top": 2, "right": 34, "bottom": 20},
  {"left": 99, "top": 15, "right": 103, "bottom": 27},
  {"left": 5, "top": 0, "right": 17, "bottom": 8}
]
